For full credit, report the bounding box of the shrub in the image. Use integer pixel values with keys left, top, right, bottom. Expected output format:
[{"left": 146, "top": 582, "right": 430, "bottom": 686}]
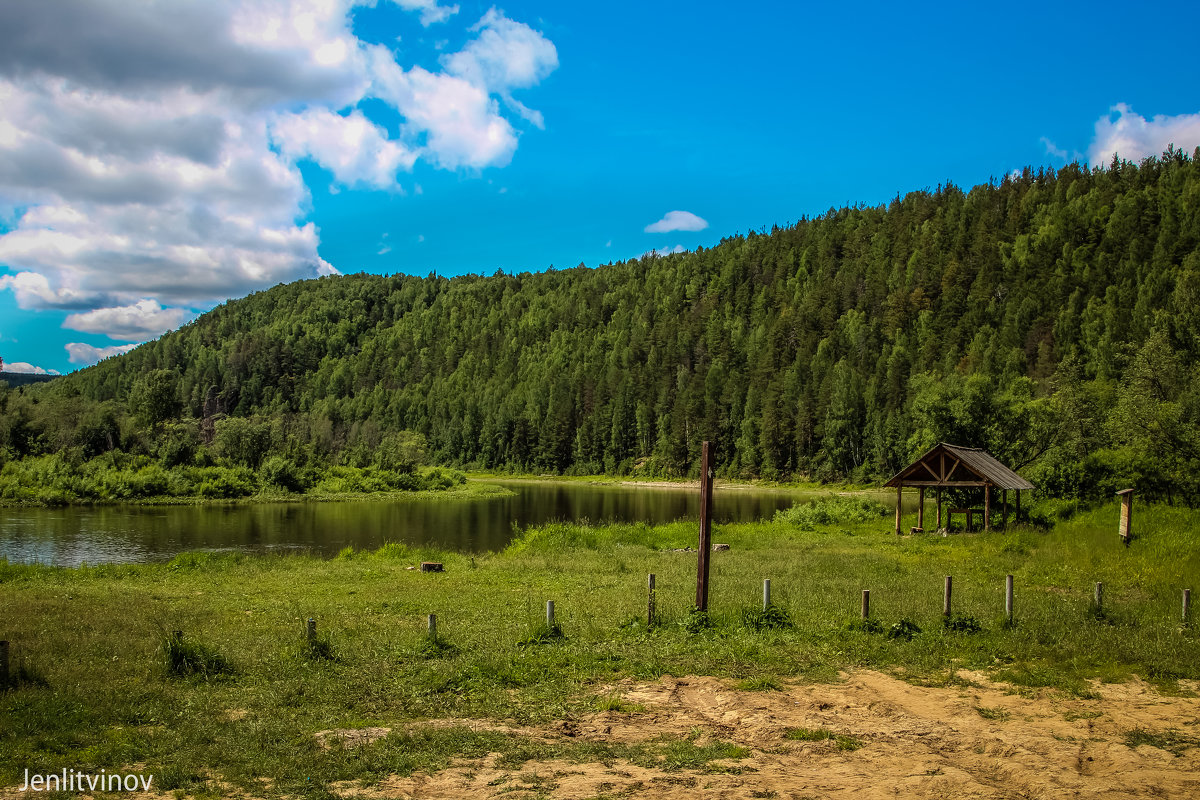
[
  {"left": 775, "top": 496, "right": 888, "bottom": 530},
  {"left": 888, "top": 618, "right": 922, "bottom": 641},
  {"left": 260, "top": 456, "right": 303, "bottom": 492},
  {"left": 194, "top": 467, "right": 257, "bottom": 498},
  {"left": 943, "top": 613, "right": 983, "bottom": 634}
]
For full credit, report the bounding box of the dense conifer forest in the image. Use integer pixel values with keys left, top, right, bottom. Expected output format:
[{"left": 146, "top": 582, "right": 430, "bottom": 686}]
[{"left": 2, "top": 152, "right": 1199, "bottom": 502}]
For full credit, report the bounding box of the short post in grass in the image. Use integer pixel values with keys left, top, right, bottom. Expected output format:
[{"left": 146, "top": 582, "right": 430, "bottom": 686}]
[
  {"left": 0, "top": 640, "right": 8, "bottom": 687},
  {"left": 306, "top": 618, "right": 316, "bottom": 641},
  {"left": 1093, "top": 582, "right": 1104, "bottom": 614},
  {"left": 1116, "top": 488, "right": 1133, "bottom": 546},
  {"left": 861, "top": 589, "right": 870, "bottom": 619},
  {"left": 943, "top": 575, "right": 953, "bottom": 617},
  {"left": 427, "top": 613, "right": 437, "bottom": 640},
  {"left": 763, "top": 579, "right": 772, "bottom": 611},
  {"left": 1183, "top": 589, "right": 1192, "bottom": 626},
  {"left": 1005, "top": 574, "right": 1014, "bottom": 626},
  {"left": 647, "top": 574, "right": 656, "bottom": 627},
  {"left": 546, "top": 600, "right": 555, "bottom": 629}
]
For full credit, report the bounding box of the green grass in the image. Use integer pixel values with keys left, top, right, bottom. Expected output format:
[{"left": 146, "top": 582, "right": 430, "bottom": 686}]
[
  {"left": 782, "top": 727, "right": 862, "bottom": 750},
  {"left": 0, "top": 498, "right": 1197, "bottom": 795},
  {"left": 1123, "top": 728, "right": 1200, "bottom": 756}
]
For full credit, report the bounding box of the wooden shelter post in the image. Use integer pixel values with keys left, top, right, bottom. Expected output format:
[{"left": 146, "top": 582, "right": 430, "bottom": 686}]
[
  {"left": 917, "top": 487, "right": 925, "bottom": 529},
  {"left": 984, "top": 485, "right": 991, "bottom": 531},
  {"left": 1001, "top": 489, "right": 1008, "bottom": 528},
  {"left": 895, "top": 485, "right": 902, "bottom": 535},
  {"left": 1015, "top": 489, "right": 1021, "bottom": 523},
  {"left": 936, "top": 487, "right": 942, "bottom": 528}
]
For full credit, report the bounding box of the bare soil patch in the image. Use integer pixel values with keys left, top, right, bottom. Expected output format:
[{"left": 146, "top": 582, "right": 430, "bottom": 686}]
[{"left": 337, "top": 670, "right": 1200, "bottom": 799}]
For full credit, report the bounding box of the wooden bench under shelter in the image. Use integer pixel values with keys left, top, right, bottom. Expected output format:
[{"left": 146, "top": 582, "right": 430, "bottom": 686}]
[{"left": 883, "top": 443, "right": 1034, "bottom": 535}]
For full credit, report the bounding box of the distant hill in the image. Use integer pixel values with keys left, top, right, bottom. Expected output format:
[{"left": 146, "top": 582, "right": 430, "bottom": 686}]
[
  {"left": 2, "top": 151, "right": 1198, "bottom": 498},
  {"left": 0, "top": 371, "right": 57, "bottom": 388}
]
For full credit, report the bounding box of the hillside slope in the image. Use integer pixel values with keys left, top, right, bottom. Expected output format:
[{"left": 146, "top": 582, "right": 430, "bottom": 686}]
[{"left": 3, "top": 153, "right": 1199, "bottom": 496}]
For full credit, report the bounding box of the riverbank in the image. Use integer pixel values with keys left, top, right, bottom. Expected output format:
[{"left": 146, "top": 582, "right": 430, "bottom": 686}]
[
  {"left": 465, "top": 470, "right": 874, "bottom": 493},
  {"left": 0, "top": 457, "right": 512, "bottom": 508},
  {"left": 1, "top": 500, "right": 1197, "bottom": 796}
]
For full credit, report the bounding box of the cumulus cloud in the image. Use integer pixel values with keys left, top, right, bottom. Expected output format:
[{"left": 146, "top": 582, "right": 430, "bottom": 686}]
[
  {"left": 65, "top": 342, "right": 139, "bottom": 366},
  {"left": 391, "top": 0, "right": 459, "bottom": 27},
  {"left": 1089, "top": 104, "right": 1200, "bottom": 166},
  {"left": 2, "top": 361, "right": 60, "bottom": 375},
  {"left": 370, "top": 56, "right": 518, "bottom": 168},
  {"left": 272, "top": 108, "right": 418, "bottom": 189},
  {"left": 0, "top": 1, "right": 557, "bottom": 343},
  {"left": 64, "top": 300, "right": 192, "bottom": 341},
  {"left": 645, "top": 210, "right": 708, "bottom": 234}
]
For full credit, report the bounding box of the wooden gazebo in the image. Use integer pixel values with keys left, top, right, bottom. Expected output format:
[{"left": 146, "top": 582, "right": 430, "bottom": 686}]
[{"left": 884, "top": 443, "right": 1034, "bottom": 534}]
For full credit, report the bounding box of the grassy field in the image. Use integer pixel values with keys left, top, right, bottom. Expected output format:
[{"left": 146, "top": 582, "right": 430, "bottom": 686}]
[{"left": 1, "top": 497, "right": 1197, "bottom": 797}]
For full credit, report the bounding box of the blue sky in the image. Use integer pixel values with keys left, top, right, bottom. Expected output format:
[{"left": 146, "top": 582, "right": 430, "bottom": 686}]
[{"left": 2, "top": 0, "right": 1199, "bottom": 375}]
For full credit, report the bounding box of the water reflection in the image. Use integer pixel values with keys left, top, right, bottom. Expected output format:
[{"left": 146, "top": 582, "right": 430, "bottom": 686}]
[{"left": 0, "top": 480, "right": 802, "bottom": 566}]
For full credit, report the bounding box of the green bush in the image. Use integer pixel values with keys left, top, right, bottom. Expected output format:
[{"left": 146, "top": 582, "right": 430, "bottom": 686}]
[
  {"left": 775, "top": 496, "right": 889, "bottom": 530},
  {"left": 261, "top": 456, "right": 304, "bottom": 492}
]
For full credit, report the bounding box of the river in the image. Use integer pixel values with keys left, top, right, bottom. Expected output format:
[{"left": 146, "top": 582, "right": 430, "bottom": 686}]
[{"left": 0, "top": 479, "right": 809, "bottom": 566}]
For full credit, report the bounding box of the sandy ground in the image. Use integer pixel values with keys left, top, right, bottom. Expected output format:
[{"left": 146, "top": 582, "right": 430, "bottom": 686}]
[
  {"left": 334, "top": 670, "right": 1200, "bottom": 800},
  {"left": 6, "top": 670, "right": 1197, "bottom": 799}
]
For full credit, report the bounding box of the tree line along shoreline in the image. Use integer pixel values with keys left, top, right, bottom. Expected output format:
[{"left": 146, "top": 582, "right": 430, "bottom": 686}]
[{"left": 2, "top": 151, "right": 1198, "bottom": 505}]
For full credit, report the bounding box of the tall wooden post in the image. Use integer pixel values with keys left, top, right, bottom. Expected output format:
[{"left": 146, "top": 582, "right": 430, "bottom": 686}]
[
  {"left": 1117, "top": 489, "right": 1133, "bottom": 545},
  {"left": 917, "top": 487, "right": 925, "bottom": 530},
  {"left": 936, "top": 487, "right": 943, "bottom": 528},
  {"left": 895, "top": 485, "right": 902, "bottom": 535},
  {"left": 943, "top": 575, "right": 953, "bottom": 617},
  {"left": 983, "top": 485, "right": 991, "bottom": 531},
  {"left": 695, "top": 441, "right": 713, "bottom": 611}
]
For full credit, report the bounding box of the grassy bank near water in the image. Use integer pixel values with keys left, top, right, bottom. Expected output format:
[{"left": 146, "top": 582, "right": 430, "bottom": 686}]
[{"left": 1, "top": 498, "right": 1198, "bottom": 796}]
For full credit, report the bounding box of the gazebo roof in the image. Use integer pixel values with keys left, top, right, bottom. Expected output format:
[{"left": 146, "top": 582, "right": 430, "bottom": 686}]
[{"left": 883, "top": 443, "right": 1034, "bottom": 490}]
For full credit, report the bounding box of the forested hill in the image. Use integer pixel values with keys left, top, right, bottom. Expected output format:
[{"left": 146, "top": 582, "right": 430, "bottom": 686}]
[{"left": 4, "top": 152, "right": 1200, "bottom": 498}]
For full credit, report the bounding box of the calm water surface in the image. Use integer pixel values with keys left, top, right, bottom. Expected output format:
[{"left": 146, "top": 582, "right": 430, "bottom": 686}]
[{"left": 0, "top": 480, "right": 806, "bottom": 566}]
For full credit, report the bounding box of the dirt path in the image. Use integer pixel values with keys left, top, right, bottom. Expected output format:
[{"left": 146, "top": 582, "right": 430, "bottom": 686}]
[{"left": 339, "top": 670, "right": 1200, "bottom": 800}]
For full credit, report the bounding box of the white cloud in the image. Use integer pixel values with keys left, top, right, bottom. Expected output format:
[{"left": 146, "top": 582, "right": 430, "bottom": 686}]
[
  {"left": 65, "top": 342, "right": 139, "bottom": 366},
  {"left": 0, "top": 1, "right": 557, "bottom": 342},
  {"left": 1041, "top": 136, "right": 1068, "bottom": 162},
  {"left": 443, "top": 9, "right": 557, "bottom": 131},
  {"left": 1089, "top": 104, "right": 1200, "bottom": 166},
  {"left": 444, "top": 9, "right": 558, "bottom": 91},
  {"left": 370, "top": 55, "right": 518, "bottom": 169},
  {"left": 390, "top": 0, "right": 459, "bottom": 27},
  {"left": 64, "top": 299, "right": 192, "bottom": 341},
  {"left": 645, "top": 210, "right": 708, "bottom": 233},
  {"left": 271, "top": 107, "right": 417, "bottom": 189},
  {"left": 2, "top": 361, "right": 60, "bottom": 375}
]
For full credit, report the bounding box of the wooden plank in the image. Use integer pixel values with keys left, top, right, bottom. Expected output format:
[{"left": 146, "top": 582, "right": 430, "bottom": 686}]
[{"left": 891, "top": 480, "right": 987, "bottom": 487}]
